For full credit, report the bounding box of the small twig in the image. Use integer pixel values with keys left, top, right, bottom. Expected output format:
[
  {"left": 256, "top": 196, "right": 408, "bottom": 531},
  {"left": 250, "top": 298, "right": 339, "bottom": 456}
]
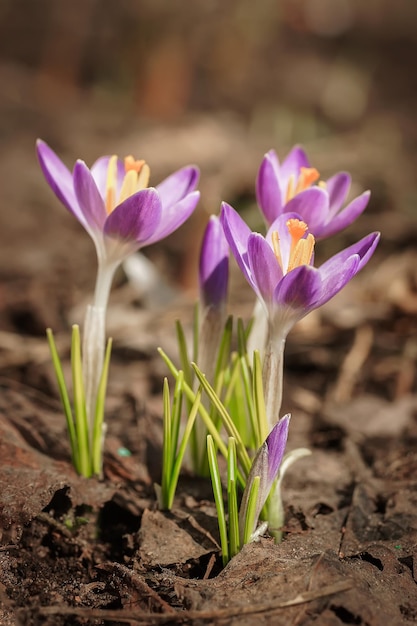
[
  {"left": 98, "top": 563, "right": 176, "bottom": 614},
  {"left": 202, "top": 553, "right": 217, "bottom": 580},
  {"left": 37, "top": 579, "right": 353, "bottom": 623},
  {"left": 331, "top": 325, "right": 373, "bottom": 403}
]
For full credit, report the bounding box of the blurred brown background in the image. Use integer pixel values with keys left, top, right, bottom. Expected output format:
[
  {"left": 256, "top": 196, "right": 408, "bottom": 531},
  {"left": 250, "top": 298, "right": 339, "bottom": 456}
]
[{"left": 0, "top": 0, "right": 416, "bottom": 334}]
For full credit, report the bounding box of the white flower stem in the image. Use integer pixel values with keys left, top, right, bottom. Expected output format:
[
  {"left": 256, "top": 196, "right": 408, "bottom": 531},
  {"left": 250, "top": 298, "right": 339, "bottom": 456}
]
[
  {"left": 262, "top": 333, "right": 286, "bottom": 432},
  {"left": 93, "top": 261, "right": 118, "bottom": 311},
  {"left": 82, "top": 262, "right": 117, "bottom": 446},
  {"left": 247, "top": 300, "right": 268, "bottom": 357}
]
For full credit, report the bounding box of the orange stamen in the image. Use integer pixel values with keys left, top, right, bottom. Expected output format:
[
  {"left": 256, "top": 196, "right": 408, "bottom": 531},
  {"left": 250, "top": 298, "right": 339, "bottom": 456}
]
[
  {"left": 124, "top": 156, "right": 145, "bottom": 173},
  {"left": 295, "top": 167, "right": 320, "bottom": 194},
  {"left": 286, "top": 218, "right": 315, "bottom": 273}
]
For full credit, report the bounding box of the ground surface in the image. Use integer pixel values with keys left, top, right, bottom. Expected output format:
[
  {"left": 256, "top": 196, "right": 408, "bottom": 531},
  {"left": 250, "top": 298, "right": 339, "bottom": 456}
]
[{"left": 1, "top": 4, "right": 417, "bottom": 623}]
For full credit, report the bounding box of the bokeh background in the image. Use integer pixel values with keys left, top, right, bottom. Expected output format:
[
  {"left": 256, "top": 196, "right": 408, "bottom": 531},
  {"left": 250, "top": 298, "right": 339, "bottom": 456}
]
[{"left": 0, "top": 0, "right": 416, "bottom": 364}]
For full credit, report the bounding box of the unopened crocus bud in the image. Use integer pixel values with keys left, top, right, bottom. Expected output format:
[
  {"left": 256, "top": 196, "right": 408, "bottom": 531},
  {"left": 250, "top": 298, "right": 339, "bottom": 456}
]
[
  {"left": 197, "top": 214, "right": 229, "bottom": 380},
  {"left": 199, "top": 215, "right": 229, "bottom": 311},
  {"left": 239, "top": 414, "right": 290, "bottom": 543},
  {"left": 193, "top": 216, "right": 230, "bottom": 474}
]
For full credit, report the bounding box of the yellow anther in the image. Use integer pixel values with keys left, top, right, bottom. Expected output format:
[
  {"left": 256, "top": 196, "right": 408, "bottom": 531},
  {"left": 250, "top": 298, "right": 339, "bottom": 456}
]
[
  {"left": 105, "top": 155, "right": 118, "bottom": 214},
  {"left": 137, "top": 163, "right": 150, "bottom": 191},
  {"left": 272, "top": 231, "right": 283, "bottom": 270},
  {"left": 285, "top": 174, "right": 295, "bottom": 203},
  {"left": 318, "top": 180, "right": 327, "bottom": 189},
  {"left": 105, "top": 154, "right": 151, "bottom": 212},
  {"left": 287, "top": 234, "right": 315, "bottom": 272},
  {"left": 119, "top": 169, "right": 138, "bottom": 204}
]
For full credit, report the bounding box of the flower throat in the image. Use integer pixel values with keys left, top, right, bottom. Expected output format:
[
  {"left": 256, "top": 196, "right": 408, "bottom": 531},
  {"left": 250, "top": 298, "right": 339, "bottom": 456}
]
[
  {"left": 272, "top": 219, "right": 315, "bottom": 274},
  {"left": 105, "top": 155, "right": 150, "bottom": 214}
]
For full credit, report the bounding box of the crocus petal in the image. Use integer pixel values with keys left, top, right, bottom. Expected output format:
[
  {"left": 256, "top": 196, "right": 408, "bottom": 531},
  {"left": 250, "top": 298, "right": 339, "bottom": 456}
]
[
  {"left": 279, "top": 145, "right": 310, "bottom": 187},
  {"left": 199, "top": 215, "right": 229, "bottom": 309},
  {"left": 91, "top": 156, "right": 125, "bottom": 199},
  {"left": 266, "top": 414, "right": 291, "bottom": 485},
  {"left": 313, "top": 255, "right": 359, "bottom": 309},
  {"left": 220, "top": 202, "right": 253, "bottom": 281},
  {"left": 36, "top": 139, "right": 84, "bottom": 224},
  {"left": 273, "top": 264, "right": 322, "bottom": 314},
  {"left": 284, "top": 187, "right": 329, "bottom": 234},
  {"left": 73, "top": 160, "right": 107, "bottom": 232},
  {"left": 319, "top": 231, "right": 380, "bottom": 276},
  {"left": 256, "top": 151, "right": 283, "bottom": 226},
  {"left": 321, "top": 191, "right": 371, "bottom": 238},
  {"left": 247, "top": 233, "right": 283, "bottom": 305},
  {"left": 104, "top": 187, "right": 162, "bottom": 244},
  {"left": 326, "top": 172, "right": 351, "bottom": 214},
  {"left": 156, "top": 166, "right": 200, "bottom": 209},
  {"left": 309, "top": 232, "right": 379, "bottom": 308},
  {"left": 144, "top": 190, "right": 200, "bottom": 245}
]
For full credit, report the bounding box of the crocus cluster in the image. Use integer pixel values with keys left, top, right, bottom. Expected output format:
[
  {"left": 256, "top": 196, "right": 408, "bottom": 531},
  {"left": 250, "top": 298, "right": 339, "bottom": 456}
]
[
  {"left": 192, "top": 145, "right": 379, "bottom": 548},
  {"left": 38, "top": 138, "right": 379, "bottom": 553}
]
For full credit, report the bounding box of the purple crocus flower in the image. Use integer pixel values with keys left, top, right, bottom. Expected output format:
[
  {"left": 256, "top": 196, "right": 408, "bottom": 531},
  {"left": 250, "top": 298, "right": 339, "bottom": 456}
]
[
  {"left": 221, "top": 201, "right": 379, "bottom": 430},
  {"left": 256, "top": 146, "right": 370, "bottom": 239},
  {"left": 220, "top": 201, "right": 380, "bottom": 340},
  {"left": 239, "top": 414, "right": 290, "bottom": 542},
  {"left": 36, "top": 140, "right": 200, "bottom": 305}
]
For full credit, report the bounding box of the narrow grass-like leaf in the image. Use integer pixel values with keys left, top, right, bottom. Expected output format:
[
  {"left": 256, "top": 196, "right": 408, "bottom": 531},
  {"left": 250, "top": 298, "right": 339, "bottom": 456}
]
[
  {"left": 242, "top": 475, "right": 260, "bottom": 545},
  {"left": 244, "top": 316, "right": 254, "bottom": 343},
  {"left": 236, "top": 355, "right": 257, "bottom": 447},
  {"left": 253, "top": 350, "right": 267, "bottom": 446},
  {"left": 158, "top": 348, "right": 229, "bottom": 461},
  {"left": 92, "top": 337, "right": 112, "bottom": 476},
  {"left": 160, "top": 378, "right": 172, "bottom": 508},
  {"left": 71, "top": 325, "right": 90, "bottom": 477},
  {"left": 212, "top": 315, "right": 233, "bottom": 396},
  {"left": 237, "top": 318, "right": 250, "bottom": 367},
  {"left": 192, "top": 302, "right": 199, "bottom": 364},
  {"left": 227, "top": 438, "right": 240, "bottom": 558},
  {"left": 175, "top": 320, "right": 193, "bottom": 390},
  {"left": 167, "top": 387, "right": 202, "bottom": 509},
  {"left": 207, "top": 435, "right": 228, "bottom": 566},
  {"left": 46, "top": 328, "right": 79, "bottom": 473},
  {"left": 170, "top": 371, "right": 184, "bottom": 468},
  {"left": 192, "top": 363, "right": 252, "bottom": 476}
]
